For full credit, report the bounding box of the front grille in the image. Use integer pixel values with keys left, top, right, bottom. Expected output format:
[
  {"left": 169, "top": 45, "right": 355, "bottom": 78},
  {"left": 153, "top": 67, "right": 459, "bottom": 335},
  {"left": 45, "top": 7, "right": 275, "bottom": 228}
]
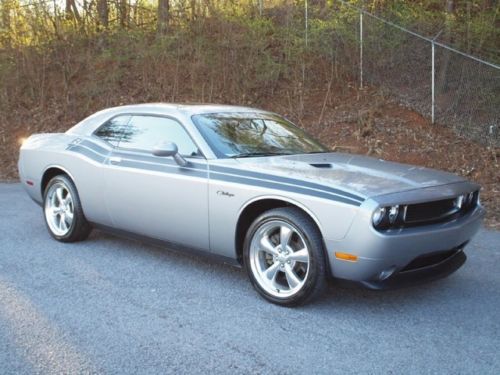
[
  {"left": 373, "top": 190, "right": 479, "bottom": 231},
  {"left": 401, "top": 191, "right": 479, "bottom": 227},
  {"left": 405, "top": 198, "right": 458, "bottom": 224}
]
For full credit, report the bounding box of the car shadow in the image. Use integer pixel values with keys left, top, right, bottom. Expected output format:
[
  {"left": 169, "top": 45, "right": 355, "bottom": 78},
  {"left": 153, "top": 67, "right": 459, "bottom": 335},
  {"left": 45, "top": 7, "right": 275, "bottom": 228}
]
[{"left": 84, "top": 228, "right": 490, "bottom": 315}]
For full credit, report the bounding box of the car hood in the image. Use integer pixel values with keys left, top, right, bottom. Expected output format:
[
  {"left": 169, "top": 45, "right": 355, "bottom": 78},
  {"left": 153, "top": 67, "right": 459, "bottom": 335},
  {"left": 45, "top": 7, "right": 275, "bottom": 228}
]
[{"left": 234, "top": 152, "right": 465, "bottom": 199}]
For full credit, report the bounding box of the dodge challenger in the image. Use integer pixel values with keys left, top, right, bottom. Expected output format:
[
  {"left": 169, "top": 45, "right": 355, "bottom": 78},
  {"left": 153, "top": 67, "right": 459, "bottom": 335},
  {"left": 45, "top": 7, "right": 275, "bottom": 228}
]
[{"left": 18, "top": 104, "right": 485, "bottom": 305}]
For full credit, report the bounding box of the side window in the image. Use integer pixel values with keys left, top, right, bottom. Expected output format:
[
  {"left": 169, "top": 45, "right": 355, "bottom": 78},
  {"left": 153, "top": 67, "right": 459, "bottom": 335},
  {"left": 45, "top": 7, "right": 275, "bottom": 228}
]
[
  {"left": 119, "top": 115, "right": 200, "bottom": 157},
  {"left": 94, "top": 115, "right": 131, "bottom": 146}
]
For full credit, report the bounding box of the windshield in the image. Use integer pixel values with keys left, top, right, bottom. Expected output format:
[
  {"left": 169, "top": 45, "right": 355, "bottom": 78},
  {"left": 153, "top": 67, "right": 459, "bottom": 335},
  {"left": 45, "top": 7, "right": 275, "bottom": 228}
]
[{"left": 191, "top": 112, "right": 329, "bottom": 158}]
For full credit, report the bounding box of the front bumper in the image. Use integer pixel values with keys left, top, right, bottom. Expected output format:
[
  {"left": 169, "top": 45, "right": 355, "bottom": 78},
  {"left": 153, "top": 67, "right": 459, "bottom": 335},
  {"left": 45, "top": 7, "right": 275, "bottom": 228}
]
[
  {"left": 361, "top": 245, "right": 467, "bottom": 289},
  {"left": 324, "top": 203, "right": 485, "bottom": 286}
]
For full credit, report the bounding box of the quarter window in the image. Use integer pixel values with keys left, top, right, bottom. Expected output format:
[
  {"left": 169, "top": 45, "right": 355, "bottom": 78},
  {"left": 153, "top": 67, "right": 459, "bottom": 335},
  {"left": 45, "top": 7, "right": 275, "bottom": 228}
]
[
  {"left": 94, "top": 115, "right": 131, "bottom": 146},
  {"left": 119, "top": 115, "right": 200, "bottom": 157}
]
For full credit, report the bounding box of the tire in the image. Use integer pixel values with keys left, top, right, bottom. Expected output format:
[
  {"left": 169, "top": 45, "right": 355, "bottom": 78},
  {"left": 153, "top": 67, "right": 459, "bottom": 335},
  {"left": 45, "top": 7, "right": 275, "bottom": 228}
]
[
  {"left": 243, "top": 207, "right": 327, "bottom": 306},
  {"left": 43, "top": 174, "right": 92, "bottom": 242}
]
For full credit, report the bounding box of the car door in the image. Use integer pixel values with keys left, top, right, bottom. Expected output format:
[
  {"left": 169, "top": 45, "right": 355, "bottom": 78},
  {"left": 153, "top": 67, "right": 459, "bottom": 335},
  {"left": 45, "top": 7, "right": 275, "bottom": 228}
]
[{"left": 103, "top": 114, "right": 210, "bottom": 251}]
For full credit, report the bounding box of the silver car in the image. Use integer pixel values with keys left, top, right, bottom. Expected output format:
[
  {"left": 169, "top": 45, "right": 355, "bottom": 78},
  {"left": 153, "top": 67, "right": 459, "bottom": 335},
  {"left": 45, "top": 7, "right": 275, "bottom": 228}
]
[{"left": 18, "top": 104, "right": 485, "bottom": 305}]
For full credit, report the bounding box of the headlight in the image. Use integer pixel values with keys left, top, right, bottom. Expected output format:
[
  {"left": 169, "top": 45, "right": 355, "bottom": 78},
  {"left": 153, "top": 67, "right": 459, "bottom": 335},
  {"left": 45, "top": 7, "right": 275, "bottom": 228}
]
[
  {"left": 454, "top": 195, "right": 465, "bottom": 209},
  {"left": 372, "top": 207, "right": 386, "bottom": 226},
  {"left": 466, "top": 192, "right": 474, "bottom": 205},
  {"left": 456, "top": 191, "right": 478, "bottom": 211},
  {"left": 388, "top": 205, "right": 399, "bottom": 224},
  {"left": 373, "top": 205, "right": 402, "bottom": 229}
]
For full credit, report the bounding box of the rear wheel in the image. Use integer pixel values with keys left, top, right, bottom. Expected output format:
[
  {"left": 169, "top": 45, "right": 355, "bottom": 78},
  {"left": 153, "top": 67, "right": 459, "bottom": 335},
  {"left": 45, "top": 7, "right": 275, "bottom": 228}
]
[
  {"left": 43, "top": 175, "right": 91, "bottom": 242},
  {"left": 243, "top": 207, "right": 327, "bottom": 306}
]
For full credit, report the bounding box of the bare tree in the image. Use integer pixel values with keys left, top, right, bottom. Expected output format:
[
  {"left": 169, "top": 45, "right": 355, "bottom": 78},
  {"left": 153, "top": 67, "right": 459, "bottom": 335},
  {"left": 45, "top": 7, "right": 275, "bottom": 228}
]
[
  {"left": 65, "top": 0, "right": 81, "bottom": 23},
  {"left": 119, "top": 0, "right": 128, "bottom": 27},
  {"left": 158, "top": 0, "right": 169, "bottom": 34},
  {"left": 0, "top": 0, "right": 12, "bottom": 47},
  {"left": 437, "top": 0, "right": 455, "bottom": 91},
  {"left": 481, "top": 0, "right": 495, "bottom": 9},
  {"left": 191, "top": 0, "right": 196, "bottom": 21},
  {"left": 97, "top": 0, "right": 109, "bottom": 29},
  {"left": 1, "top": 0, "right": 11, "bottom": 29}
]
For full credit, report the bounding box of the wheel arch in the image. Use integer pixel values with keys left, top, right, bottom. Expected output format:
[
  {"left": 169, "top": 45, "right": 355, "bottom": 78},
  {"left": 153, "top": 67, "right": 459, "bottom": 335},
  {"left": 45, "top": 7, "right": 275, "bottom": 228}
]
[
  {"left": 234, "top": 195, "right": 325, "bottom": 265},
  {"left": 41, "top": 165, "right": 76, "bottom": 196}
]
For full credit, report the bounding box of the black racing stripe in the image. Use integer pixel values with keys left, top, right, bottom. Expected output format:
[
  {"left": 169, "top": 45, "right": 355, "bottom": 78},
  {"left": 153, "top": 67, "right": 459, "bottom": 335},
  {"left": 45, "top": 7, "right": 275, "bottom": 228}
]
[
  {"left": 110, "top": 152, "right": 362, "bottom": 205},
  {"left": 68, "top": 142, "right": 360, "bottom": 205},
  {"left": 113, "top": 150, "right": 208, "bottom": 170},
  {"left": 118, "top": 159, "right": 208, "bottom": 178},
  {"left": 114, "top": 151, "right": 175, "bottom": 165},
  {"left": 78, "top": 140, "right": 208, "bottom": 172},
  {"left": 67, "top": 144, "right": 107, "bottom": 163},
  {"left": 210, "top": 165, "right": 364, "bottom": 202},
  {"left": 80, "top": 139, "right": 110, "bottom": 155},
  {"left": 212, "top": 172, "right": 361, "bottom": 206}
]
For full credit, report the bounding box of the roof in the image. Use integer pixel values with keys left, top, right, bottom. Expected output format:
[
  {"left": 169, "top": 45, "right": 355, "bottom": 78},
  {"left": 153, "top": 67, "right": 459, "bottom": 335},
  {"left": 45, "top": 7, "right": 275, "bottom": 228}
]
[
  {"left": 107, "top": 103, "right": 270, "bottom": 116},
  {"left": 67, "top": 103, "right": 273, "bottom": 136}
]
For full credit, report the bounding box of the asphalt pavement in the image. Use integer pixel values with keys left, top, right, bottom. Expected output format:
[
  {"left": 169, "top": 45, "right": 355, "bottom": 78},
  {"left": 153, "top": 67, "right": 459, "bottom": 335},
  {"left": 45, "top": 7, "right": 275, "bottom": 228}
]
[{"left": 1, "top": 182, "right": 499, "bottom": 374}]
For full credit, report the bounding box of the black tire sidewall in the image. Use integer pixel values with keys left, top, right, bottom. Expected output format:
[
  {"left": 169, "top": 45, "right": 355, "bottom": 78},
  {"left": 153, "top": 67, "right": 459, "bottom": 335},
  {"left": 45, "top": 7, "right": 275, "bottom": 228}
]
[
  {"left": 243, "top": 208, "right": 327, "bottom": 306},
  {"left": 43, "top": 175, "right": 90, "bottom": 242}
]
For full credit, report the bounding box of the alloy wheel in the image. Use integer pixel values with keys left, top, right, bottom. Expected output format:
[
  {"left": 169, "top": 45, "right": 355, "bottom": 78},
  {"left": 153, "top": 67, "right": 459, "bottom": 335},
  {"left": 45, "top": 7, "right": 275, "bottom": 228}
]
[
  {"left": 44, "top": 182, "right": 74, "bottom": 236},
  {"left": 249, "top": 220, "right": 310, "bottom": 298}
]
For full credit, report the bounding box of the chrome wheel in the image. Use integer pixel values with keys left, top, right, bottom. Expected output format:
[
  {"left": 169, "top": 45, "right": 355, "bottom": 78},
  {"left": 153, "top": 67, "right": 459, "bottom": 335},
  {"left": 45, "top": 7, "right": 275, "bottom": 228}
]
[
  {"left": 44, "top": 182, "right": 74, "bottom": 237},
  {"left": 249, "top": 220, "right": 310, "bottom": 298}
]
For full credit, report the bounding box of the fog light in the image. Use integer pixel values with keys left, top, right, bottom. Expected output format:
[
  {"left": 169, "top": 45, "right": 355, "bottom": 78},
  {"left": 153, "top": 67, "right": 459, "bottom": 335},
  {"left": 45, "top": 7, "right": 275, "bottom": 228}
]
[{"left": 378, "top": 266, "right": 397, "bottom": 281}]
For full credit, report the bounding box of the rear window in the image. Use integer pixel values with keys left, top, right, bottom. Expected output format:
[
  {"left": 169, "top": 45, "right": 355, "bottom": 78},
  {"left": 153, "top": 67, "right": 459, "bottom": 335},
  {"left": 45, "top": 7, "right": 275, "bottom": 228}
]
[{"left": 94, "top": 115, "right": 131, "bottom": 146}]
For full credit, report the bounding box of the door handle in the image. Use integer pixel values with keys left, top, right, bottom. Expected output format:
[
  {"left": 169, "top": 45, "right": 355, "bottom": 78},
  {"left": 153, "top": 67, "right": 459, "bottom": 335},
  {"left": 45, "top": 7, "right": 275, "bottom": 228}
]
[{"left": 109, "top": 156, "right": 122, "bottom": 164}]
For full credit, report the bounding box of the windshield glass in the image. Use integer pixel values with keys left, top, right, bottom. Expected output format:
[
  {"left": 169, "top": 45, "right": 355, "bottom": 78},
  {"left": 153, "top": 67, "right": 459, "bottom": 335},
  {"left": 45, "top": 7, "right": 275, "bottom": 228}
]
[{"left": 192, "top": 112, "right": 329, "bottom": 158}]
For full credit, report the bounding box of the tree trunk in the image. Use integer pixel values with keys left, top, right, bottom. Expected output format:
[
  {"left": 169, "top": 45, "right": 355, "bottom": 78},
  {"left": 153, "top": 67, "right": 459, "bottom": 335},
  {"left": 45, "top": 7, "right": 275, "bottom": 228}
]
[
  {"left": 1, "top": 0, "right": 12, "bottom": 47},
  {"left": 65, "top": 0, "right": 81, "bottom": 23},
  {"left": 158, "top": 0, "right": 169, "bottom": 34},
  {"left": 437, "top": 0, "right": 455, "bottom": 92},
  {"left": 1, "top": 0, "right": 11, "bottom": 31},
  {"left": 119, "top": 0, "right": 128, "bottom": 28},
  {"left": 97, "top": 0, "right": 108, "bottom": 29},
  {"left": 310, "top": 0, "right": 326, "bottom": 8},
  {"left": 191, "top": 0, "right": 196, "bottom": 21},
  {"left": 482, "top": 0, "right": 494, "bottom": 10}
]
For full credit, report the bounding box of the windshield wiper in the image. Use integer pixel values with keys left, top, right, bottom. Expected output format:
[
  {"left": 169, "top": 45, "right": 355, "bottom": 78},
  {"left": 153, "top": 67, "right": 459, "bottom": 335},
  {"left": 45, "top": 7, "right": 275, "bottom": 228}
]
[{"left": 230, "top": 152, "right": 290, "bottom": 158}]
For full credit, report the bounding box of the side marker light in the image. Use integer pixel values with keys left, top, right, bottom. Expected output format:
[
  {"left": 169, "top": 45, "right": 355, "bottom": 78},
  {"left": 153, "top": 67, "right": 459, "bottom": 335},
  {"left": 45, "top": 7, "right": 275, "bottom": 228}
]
[{"left": 335, "top": 252, "right": 358, "bottom": 262}]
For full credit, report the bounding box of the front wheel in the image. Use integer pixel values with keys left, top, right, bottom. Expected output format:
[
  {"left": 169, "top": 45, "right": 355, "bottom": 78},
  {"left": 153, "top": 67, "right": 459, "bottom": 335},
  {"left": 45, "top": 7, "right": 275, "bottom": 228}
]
[
  {"left": 43, "top": 175, "right": 92, "bottom": 242},
  {"left": 243, "top": 207, "right": 327, "bottom": 306}
]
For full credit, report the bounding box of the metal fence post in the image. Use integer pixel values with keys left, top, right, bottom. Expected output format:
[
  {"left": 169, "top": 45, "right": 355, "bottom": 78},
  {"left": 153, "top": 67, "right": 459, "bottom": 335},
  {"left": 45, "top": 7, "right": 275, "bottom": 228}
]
[
  {"left": 431, "top": 41, "right": 435, "bottom": 124},
  {"left": 259, "top": 0, "right": 263, "bottom": 17},
  {"left": 360, "top": 11, "right": 363, "bottom": 89}
]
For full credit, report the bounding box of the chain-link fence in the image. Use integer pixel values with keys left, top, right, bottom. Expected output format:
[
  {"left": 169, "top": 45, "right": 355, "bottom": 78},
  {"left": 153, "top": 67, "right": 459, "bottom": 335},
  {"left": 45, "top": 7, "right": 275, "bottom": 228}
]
[
  {"left": 257, "top": 0, "right": 500, "bottom": 146},
  {"left": 357, "top": 8, "right": 500, "bottom": 146},
  {"left": 361, "top": 11, "right": 432, "bottom": 118},
  {"left": 433, "top": 44, "right": 500, "bottom": 146}
]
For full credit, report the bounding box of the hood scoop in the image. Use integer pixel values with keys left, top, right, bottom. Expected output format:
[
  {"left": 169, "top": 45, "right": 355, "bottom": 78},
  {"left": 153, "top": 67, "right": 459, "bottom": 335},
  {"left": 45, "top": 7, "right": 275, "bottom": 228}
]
[{"left": 309, "top": 163, "right": 333, "bottom": 169}]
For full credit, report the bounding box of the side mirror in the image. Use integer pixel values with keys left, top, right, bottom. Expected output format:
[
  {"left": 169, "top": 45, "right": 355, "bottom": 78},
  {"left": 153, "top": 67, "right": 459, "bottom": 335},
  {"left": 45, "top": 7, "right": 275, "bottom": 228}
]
[
  {"left": 152, "top": 141, "right": 177, "bottom": 157},
  {"left": 152, "top": 141, "right": 188, "bottom": 167}
]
